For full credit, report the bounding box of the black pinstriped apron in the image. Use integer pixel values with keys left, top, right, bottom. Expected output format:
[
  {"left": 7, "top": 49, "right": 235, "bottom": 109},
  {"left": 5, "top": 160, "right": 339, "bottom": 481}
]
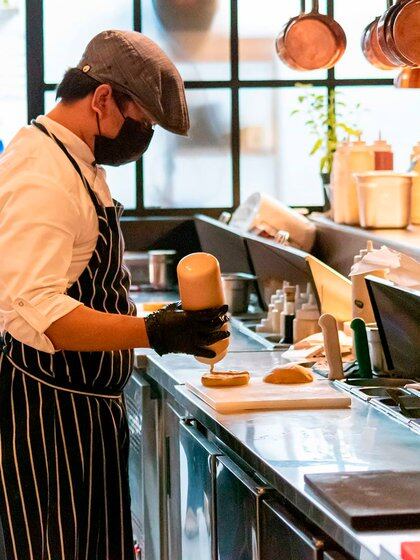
[{"left": 0, "top": 121, "right": 137, "bottom": 560}]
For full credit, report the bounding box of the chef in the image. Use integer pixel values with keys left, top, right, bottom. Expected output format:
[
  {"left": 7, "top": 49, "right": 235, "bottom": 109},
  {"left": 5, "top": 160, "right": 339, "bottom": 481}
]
[{"left": 0, "top": 30, "right": 229, "bottom": 560}]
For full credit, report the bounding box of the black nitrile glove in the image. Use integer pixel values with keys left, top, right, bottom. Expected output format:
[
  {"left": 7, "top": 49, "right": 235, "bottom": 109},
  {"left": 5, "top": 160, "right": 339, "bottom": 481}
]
[{"left": 145, "top": 301, "right": 230, "bottom": 357}]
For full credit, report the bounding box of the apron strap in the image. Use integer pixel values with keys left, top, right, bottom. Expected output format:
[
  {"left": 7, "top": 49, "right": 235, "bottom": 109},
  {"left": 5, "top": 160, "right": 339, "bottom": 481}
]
[{"left": 31, "top": 120, "right": 101, "bottom": 211}]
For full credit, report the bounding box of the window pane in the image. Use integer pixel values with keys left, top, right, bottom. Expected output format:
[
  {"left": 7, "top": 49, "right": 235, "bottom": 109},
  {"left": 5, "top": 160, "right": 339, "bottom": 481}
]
[
  {"left": 336, "top": 86, "right": 420, "bottom": 172},
  {"left": 44, "top": 92, "right": 136, "bottom": 210},
  {"left": 0, "top": 0, "right": 27, "bottom": 145},
  {"left": 240, "top": 87, "right": 325, "bottom": 207},
  {"left": 239, "top": 0, "right": 327, "bottom": 81},
  {"left": 143, "top": 88, "right": 232, "bottom": 208},
  {"left": 43, "top": 0, "right": 133, "bottom": 84},
  {"left": 141, "top": 0, "right": 230, "bottom": 81},
  {"left": 334, "top": 0, "right": 398, "bottom": 79}
]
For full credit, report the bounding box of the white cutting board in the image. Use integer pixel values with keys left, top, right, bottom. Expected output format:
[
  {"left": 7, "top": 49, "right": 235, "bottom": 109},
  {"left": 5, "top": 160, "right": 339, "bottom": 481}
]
[{"left": 185, "top": 378, "right": 351, "bottom": 413}]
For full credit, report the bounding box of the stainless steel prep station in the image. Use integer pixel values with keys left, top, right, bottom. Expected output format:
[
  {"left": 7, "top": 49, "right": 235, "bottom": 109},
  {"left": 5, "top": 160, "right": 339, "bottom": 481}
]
[{"left": 125, "top": 298, "right": 420, "bottom": 560}]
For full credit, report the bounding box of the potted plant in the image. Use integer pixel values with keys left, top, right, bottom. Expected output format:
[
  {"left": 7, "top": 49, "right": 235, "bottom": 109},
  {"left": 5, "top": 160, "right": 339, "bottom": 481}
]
[{"left": 291, "top": 85, "right": 362, "bottom": 211}]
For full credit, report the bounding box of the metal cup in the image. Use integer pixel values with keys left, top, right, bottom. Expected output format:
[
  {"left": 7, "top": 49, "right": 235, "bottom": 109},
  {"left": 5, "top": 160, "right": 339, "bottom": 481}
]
[
  {"left": 148, "top": 250, "right": 177, "bottom": 291},
  {"left": 221, "top": 273, "right": 257, "bottom": 315}
]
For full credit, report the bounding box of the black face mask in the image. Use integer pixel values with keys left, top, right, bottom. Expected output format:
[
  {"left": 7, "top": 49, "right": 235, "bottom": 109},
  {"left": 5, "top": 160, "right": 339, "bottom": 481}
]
[{"left": 94, "top": 113, "right": 154, "bottom": 167}]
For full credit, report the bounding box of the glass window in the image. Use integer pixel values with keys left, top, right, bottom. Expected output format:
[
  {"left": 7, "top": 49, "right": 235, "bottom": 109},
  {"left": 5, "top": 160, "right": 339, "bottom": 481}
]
[
  {"left": 142, "top": 0, "right": 231, "bottom": 81},
  {"left": 240, "top": 87, "right": 325, "bottom": 207},
  {"left": 43, "top": 0, "right": 133, "bottom": 84},
  {"left": 334, "top": 0, "right": 398, "bottom": 79},
  {"left": 336, "top": 86, "right": 420, "bottom": 171},
  {"left": 44, "top": 91, "right": 137, "bottom": 209},
  {"left": 143, "top": 88, "right": 232, "bottom": 208},
  {"left": 0, "top": 0, "right": 27, "bottom": 146},
  {"left": 238, "top": 0, "right": 327, "bottom": 81}
]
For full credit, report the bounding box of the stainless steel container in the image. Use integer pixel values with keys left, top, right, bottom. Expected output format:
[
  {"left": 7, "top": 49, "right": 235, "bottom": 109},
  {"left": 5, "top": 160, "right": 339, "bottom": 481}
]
[
  {"left": 354, "top": 172, "right": 414, "bottom": 229},
  {"left": 124, "top": 251, "right": 149, "bottom": 288},
  {"left": 148, "top": 250, "right": 176, "bottom": 291},
  {"left": 221, "top": 273, "right": 257, "bottom": 315}
]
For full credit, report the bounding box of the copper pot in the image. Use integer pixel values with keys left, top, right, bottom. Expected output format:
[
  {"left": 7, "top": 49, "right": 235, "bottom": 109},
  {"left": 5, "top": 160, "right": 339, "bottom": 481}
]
[
  {"left": 392, "top": 0, "right": 420, "bottom": 66},
  {"left": 377, "top": 0, "right": 412, "bottom": 66},
  {"left": 394, "top": 66, "right": 420, "bottom": 87},
  {"left": 361, "top": 14, "right": 398, "bottom": 69},
  {"left": 277, "top": 0, "right": 346, "bottom": 70},
  {"left": 276, "top": 0, "right": 308, "bottom": 70}
]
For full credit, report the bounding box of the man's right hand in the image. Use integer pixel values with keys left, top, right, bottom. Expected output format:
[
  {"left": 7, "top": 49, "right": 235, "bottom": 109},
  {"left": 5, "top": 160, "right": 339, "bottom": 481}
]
[{"left": 145, "top": 302, "right": 230, "bottom": 357}]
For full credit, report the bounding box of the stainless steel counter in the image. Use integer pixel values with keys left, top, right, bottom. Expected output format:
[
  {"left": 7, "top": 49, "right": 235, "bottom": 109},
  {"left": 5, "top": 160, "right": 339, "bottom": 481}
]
[{"left": 136, "top": 347, "right": 420, "bottom": 560}]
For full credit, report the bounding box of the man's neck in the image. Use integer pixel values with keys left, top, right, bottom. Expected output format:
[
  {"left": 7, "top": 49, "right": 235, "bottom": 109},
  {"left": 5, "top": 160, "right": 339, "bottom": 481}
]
[{"left": 46, "top": 101, "right": 95, "bottom": 152}]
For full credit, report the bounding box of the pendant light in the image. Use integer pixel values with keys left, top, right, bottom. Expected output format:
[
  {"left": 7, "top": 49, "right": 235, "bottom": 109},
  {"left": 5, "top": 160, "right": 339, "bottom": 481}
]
[{"left": 394, "top": 67, "right": 420, "bottom": 88}]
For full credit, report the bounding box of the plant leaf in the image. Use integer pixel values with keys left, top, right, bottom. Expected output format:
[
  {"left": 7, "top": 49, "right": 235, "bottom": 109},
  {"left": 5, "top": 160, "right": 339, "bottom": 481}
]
[{"left": 310, "top": 138, "right": 323, "bottom": 155}]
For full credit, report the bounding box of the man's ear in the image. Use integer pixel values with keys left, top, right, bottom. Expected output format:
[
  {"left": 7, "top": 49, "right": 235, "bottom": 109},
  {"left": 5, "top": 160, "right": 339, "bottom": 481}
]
[{"left": 91, "top": 84, "right": 113, "bottom": 118}]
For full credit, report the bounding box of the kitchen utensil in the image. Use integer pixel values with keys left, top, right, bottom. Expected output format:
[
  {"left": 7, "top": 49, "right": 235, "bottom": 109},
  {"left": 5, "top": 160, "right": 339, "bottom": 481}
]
[
  {"left": 278, "top": 0, "right": 346, "bottom": 70},
  {"left": 361, "top": 12, "right": 398, "bottom": 70},
  {"left": 318, "top": 314, "right": 344, "bottom": 381},
  {"left": 392, "top": 0, "right": 420, "bottom": 66},
  {"left": 177, "top": 252, "right": 229, "bottom": 366},
  {"left": 185, "top": 377, "right": 351, "bottom": 413},
  {"left": 148, "top": 249, "right": 177, "bottom": 290},
  {"left": 354, "top": 171, "right": 414, "bottom": 229},
  {"left": 304, "top": 471, "right": 420, "bottom": 530},
  {"left": 275, "top": 0, "right": 308, "bottom": 70},
  {"left": 377, "top": 0, "right": 412, "bottom": 66},
  {"left": 221, "top": 273, "right": 257, "bottom": 315},
  {"left": 350, "top": 318, "right": 373, "bottom": 378},
  {"left": 395, "top": 66, "right": 420, "bottom": 88}
]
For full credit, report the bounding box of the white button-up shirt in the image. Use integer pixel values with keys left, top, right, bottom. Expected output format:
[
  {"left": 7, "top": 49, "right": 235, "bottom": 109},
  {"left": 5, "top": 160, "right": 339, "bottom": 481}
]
[{"left": 0, "top": 116, "right": 115, "bottom": 353}]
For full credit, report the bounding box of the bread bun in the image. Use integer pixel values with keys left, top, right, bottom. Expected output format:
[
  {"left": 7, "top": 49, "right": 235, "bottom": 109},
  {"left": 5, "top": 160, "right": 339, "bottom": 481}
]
[
  {"left": 263, "top": 364, "right": 313, "bottom": 384},
  {"left": 201, "top": 371, "right": 250, "bottom": 388}
]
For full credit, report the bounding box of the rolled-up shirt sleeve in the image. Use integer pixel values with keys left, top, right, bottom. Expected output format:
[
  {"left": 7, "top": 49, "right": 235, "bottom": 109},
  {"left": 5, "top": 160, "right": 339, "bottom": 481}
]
[{"left": 0, "top": 171, "right": 85, "bottom": 353}]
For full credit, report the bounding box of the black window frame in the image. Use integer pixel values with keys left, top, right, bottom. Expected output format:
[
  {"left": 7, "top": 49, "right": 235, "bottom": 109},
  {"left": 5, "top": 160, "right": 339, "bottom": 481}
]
[{"left": 26, "top": 0, "right": 394, "bottom": 218}]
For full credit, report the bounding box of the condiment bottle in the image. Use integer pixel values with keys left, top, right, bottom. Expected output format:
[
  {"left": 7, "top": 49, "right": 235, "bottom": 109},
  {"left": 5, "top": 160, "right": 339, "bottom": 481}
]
[
  {"left": 177, "top": 253, "right": 229, "bottom": 366},
  {"left": 280, "top": 286, "right": 295, "bottom": 343},
  {"left": 293, "top": 294, "right": 320, "bottom": 343},
  {"left": 410, "top": 142, "right": 420, "bottom": 225},
  {"left": 373, "top": 133, "right": 393, "bottom": 171},
  {"left": 332, "top": 139, "right": 375, "bottom": 225}
]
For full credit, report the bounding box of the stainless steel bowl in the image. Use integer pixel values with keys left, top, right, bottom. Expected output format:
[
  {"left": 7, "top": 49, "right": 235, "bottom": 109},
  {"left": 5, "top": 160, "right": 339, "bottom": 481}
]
[
  {"left": 221, "top": 273, "right": 257, "bottom": 315},
  {"left": 148, "top": 250, "right": 177, "bottom": 291}
]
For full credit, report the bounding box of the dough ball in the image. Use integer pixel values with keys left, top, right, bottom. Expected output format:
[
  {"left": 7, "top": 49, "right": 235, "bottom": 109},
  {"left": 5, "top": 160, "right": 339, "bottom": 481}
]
[
  {"left": 263, "top": 364, "right": 313, "bottom": 385},
  {"left": 201, "top": 370, "right": 250, "bottom": 388}
]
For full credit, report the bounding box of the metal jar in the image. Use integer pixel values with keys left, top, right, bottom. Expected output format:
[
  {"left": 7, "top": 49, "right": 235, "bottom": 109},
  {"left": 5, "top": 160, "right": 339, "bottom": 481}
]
[
  {"left": 221, "top": 273, "right": 257, "bottom": 315},
  {"left": 148, "top": 250, "right": 177, "bottom": 291}
]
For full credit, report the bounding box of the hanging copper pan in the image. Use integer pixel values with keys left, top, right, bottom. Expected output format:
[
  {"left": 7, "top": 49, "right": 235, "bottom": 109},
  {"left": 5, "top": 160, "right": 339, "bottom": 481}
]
[
  {"left": 370, "top": 18, "right": 400, "bottom": 68},
  {"left": 278, "top": 0, "right": 346, "bottom": 70},
  {"left": 361, "top": 2, "right": 399, "bottom": 70},
  {"left": 275, "top": 0, "right": 308, "bottom": 70},
  {"left": 383, "top": 0, "right": 416, "bottom": 65},
  {"left": 377, "top": 0, "right": 411, "bottom": 66},
  {"left": 392, "top": 0, "right": 420, "bottom": 66}
]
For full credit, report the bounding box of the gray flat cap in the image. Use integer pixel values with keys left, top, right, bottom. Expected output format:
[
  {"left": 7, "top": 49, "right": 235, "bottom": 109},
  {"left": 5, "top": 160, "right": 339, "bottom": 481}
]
[{"left": 77, "top": 30, "right": 190, "bottom": 136}]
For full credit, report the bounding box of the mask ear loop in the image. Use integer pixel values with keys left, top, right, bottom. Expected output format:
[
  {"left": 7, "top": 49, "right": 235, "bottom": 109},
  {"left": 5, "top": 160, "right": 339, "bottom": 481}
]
[{"left": 96, "top": 112, "right": 102, "bottom": 136}]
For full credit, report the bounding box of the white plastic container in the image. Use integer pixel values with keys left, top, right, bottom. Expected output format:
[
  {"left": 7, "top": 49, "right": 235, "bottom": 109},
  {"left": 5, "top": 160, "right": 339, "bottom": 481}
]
[
  {"left": 177, "top": 253, "right": 229, "bottom": 366},
  {"left": 410, "top": 142, "right": 420, "bottom": 224},
  {"left": 354, "top": 172, "right": 414, "bottom": 229}
]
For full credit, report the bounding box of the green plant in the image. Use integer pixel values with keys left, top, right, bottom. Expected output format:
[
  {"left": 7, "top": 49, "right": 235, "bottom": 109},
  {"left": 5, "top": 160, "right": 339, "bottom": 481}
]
[{"left": 291, "top": 85, "right": 362, "bottom": 176}]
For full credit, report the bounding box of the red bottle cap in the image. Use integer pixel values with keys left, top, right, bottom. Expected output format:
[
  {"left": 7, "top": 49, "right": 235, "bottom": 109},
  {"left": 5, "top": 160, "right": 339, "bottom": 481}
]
[{"left": 401, "top": 542, "right": 420, "bottom": 560}]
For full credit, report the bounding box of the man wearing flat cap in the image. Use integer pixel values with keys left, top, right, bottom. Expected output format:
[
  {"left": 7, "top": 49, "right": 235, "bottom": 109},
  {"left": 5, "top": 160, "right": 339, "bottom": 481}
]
[{"left": 0, "top": 30, "right": 229, "bottom": 559}]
